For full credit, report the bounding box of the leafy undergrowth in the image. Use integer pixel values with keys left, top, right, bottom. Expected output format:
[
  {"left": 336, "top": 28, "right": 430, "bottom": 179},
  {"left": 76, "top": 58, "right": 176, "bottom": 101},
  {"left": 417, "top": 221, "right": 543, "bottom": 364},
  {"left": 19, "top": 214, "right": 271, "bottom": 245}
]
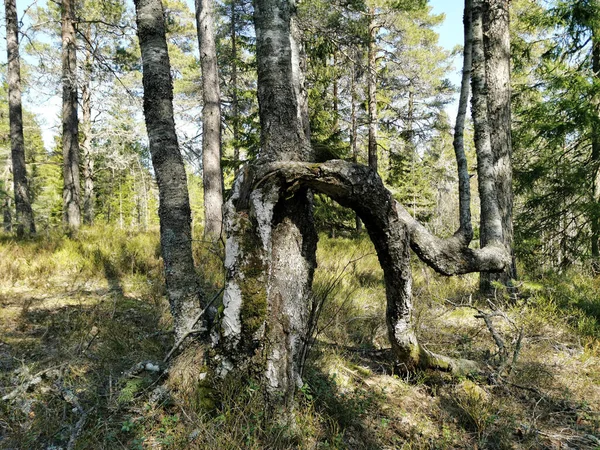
[{"left": 1, "top": 227, "right": 599, "bottom": 449}]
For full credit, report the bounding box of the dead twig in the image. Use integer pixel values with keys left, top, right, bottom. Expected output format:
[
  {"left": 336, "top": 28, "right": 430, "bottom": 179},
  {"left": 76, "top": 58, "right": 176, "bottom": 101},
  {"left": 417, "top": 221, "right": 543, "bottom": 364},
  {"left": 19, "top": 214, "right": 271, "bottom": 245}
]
[
  {"left": 163, "top": 288, "right": 224, "bottom": 363},
  {"left": 2, "top": 363, "right": 67, "bottom": 402}
]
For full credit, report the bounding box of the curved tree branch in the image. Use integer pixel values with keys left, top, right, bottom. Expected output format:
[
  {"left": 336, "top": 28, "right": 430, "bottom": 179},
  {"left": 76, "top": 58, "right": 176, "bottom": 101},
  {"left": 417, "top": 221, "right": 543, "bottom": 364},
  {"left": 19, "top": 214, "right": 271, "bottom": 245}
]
[{"left": 258, "top": 160, "right": 510, "bottom": 276}]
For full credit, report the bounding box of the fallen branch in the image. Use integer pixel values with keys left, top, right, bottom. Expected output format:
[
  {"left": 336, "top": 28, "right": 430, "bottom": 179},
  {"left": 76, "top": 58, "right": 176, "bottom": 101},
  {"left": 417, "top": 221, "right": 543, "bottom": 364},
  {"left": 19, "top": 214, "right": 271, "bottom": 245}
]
[
  {"left": 2, "top": 363, "right": 67, "bottom": 402},
  {"left": 54, "top": 380, "right": 92, "bottom": 450}
]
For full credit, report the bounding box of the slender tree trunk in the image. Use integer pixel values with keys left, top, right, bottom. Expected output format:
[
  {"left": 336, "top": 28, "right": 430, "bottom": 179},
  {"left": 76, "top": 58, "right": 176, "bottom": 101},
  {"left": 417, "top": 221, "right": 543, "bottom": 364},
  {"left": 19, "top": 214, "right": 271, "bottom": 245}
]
[
  {"left": 231, "top": 0, "right": 241, "bottom": 174},
  {"left": 453, "top": 0, "right": 474, "bottom": 244},
  {"left": 134, "top": 0, "right": 203, "bottom": 340},
  {"left": 472, "top": 0, "right": 504, "bottom": 250},
  {"left": 333, "top": 52, "right": 339, "bottom": 132},
  {"left": 81, "top": 25, "right": 95, "bottom": 225},
  {"left": 367, "top": 8, "right": 378, "bottom": 171},
  {"left": 5, "top": 0, "right": 35, "bottom": 237},
  {"left": 196, "top": 0, "right": 224, "bottom": 239},
  {"left": 219, "top": 0, "right": 317, "bottom": 418},
  {"left": 351, "top": 59, "right": 362, "bottom": 232},
  {"left": 591, "top": 32, "right": 600, "bottom": 273},
  {"left": 480, "top": 0, "right": 515, "bottom": 292},
  {"left": 61, "top": 0, "right": 81, "bottom": 230},
  {"left": 82, "top": 27, "right": 94, "bottom": 226}
]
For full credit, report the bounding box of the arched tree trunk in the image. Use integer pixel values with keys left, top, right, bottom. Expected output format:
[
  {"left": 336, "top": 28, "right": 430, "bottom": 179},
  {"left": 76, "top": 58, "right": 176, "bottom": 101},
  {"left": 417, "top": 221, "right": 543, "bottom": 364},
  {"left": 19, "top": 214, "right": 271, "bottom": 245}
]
[
  {"left": 196, "top": 0, "right": 224, "bottom": 239},
  {"left": 245, "top": 160, "right": 509, "bottom": 374},
  {"left": 5, "top": 0, "right": 35, "bottom": 237}
]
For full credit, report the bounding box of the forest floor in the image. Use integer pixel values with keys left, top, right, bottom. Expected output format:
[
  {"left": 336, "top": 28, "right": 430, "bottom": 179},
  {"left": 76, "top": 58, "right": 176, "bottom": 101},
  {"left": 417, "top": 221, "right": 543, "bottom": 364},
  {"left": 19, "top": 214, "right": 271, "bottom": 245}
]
[{"left": 0, "top": 226, "right": 599, "bottom": 449}]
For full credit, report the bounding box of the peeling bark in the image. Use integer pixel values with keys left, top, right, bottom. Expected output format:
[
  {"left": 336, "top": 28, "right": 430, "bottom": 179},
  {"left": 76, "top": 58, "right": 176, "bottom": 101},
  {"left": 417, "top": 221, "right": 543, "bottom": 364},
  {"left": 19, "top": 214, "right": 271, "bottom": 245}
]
[
  {"left": 254, "top": 160, "right": 509, "bottom": 373},
  {"left": 135, "top": 0, "right": 202, "bottom": 340},
  {"left": 218, "top": 0, "right": 317, "bottom": 417}
]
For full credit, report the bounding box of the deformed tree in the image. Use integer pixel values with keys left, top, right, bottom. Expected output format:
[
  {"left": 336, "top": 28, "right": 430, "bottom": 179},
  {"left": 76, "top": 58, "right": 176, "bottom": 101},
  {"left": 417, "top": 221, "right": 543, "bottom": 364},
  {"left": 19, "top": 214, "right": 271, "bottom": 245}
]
[
  {"left": 213, "top": 0, "right": 510, "bottom": 416},
  {"left": 5, "top": 0, "right": 35, "bottom": 236},
  {"left": 134, "top": 0, "right": 203, "bottom": 340}
]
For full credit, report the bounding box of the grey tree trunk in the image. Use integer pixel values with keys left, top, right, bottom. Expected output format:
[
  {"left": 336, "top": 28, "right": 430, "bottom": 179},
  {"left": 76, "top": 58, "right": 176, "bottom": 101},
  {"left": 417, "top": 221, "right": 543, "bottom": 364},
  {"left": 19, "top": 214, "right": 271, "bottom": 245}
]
[
  {"left": 82, "top": 28, "right": 94, "bottom": 226},
  {"left": 351, "top": 59, "right": 362, "bottom": 232},
  {"left": 214, "top": 0, "right": 511, "bottom": 421},
  {"left": 219, "top": 0, "right": 317, "bottom": 417},
  {"left": 256, "top": 160, "right": 509, "bottom": 373},
  {"left": 61, "top": 0, "right": 81, "bottom": 230},
  {"left": 367, "top": 8, "right": 378, "bottom": 171},
  {"left": 472, "top": 0, "right": 504, "bottom": 254},
  {"left": 196, "top": 0, "right": 224, "bottom": 239},
  {"left": 134, "top": 0, "right": 203, "bottom": 340},
  {"left": 5, "top": 0, "right": 35, "bottom": 237},
  {"left": 453, "top": 0, "right": 473, "bottom": 244},
  {"left": 480, "top": 0, "right": 515, "bottom": 292}
]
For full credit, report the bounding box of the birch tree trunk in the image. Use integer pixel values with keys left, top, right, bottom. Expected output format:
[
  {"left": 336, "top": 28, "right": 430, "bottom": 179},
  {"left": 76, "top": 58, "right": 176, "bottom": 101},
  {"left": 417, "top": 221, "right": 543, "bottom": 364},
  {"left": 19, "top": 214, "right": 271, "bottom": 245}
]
[
  {"left": 481, "top": 0, "right": 515, "bottom": 292},
  {"left": 135, "top": 0, "right": 203, "bottom": 340},
  {"left": 5, "top": 0, "right": 35, "bottom": 237},
  {"left": 196, "top": 0, "right": 224, "bottom": 239},
  {"left": 61, "top": 0, "right": 81, "bottom": 230},
  {"left": 219, "top": 0, "right": 317, "bottom": 417},
  {"left": 212, "top": 0, "right": 510, "bottom": 419}
]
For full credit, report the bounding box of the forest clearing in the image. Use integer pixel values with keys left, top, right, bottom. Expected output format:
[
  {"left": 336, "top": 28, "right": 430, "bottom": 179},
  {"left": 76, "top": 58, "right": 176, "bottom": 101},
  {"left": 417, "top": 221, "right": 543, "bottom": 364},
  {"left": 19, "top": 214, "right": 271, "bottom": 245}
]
[
  {"left": 1, "top": 0, "right": 600, "bottom": 448},
  {"left": 0, "top": 228, "right": 599, "bottom": 448}
]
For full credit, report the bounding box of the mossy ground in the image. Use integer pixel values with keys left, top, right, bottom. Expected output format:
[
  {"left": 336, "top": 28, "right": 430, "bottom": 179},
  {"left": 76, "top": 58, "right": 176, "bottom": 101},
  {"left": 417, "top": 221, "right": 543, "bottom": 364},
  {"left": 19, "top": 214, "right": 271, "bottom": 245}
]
[{"left": 0, "top": 226, "right": 599, "bottom": 449}]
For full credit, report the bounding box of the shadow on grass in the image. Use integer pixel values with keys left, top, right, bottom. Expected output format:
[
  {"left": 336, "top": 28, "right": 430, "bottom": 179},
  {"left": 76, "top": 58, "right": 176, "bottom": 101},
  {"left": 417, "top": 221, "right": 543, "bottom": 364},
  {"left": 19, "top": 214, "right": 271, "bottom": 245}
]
[{"left": 0, "top": 281, "right": 169, "bottom": 449}]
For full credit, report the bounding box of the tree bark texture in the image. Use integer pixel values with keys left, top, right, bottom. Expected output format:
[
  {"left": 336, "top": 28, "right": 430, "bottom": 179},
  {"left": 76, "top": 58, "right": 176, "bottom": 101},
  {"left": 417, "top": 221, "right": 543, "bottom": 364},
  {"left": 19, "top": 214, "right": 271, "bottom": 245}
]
[
  {"left": 82, "top": 29, "right": 94, "bottom": 226},
  {"left": 367, "top": 8, "right": 378, "bottom": 171},
  {"left": 254, "top": 0, "right": 312, "bottom": 162},
  {"left": 196, "top": 0, "right": 224, "bottom": 238},
  {"left": 135, "top": 0, "right": 202, "bottom": 340},
  {"left": 453, "top": 0, "right": 473, "bottom": 244},
  {"left": 257, "top": 160, "right": 509, "bottom": 371},
  {"left": 5, "top": 0, "right": 35, "bottom": 237},
  {"left": 481, "top": 0, "right": 516, "bottom": 291},
  {"left": 218, "top": 0, "right": 317, "bottom": 416},
  {"left": 471, "top": 0, "right": 504, "bottom": 252},
  {"left": 61, "top": 0, "right": 81, "bottom": 230}
]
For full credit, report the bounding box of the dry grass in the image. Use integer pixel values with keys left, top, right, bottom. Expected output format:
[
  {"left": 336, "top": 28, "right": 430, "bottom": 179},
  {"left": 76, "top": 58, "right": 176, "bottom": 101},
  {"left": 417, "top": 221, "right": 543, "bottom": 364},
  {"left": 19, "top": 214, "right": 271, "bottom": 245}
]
[{"left": 0, "top": 228, "right": 599, "bottom": 449}]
